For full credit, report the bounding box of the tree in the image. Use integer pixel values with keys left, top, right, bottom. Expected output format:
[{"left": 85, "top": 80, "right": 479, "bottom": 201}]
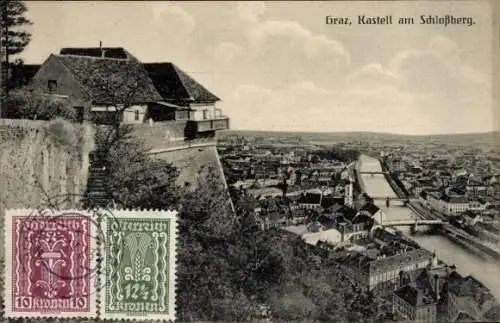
[
  {"left": 99, "top": 125, "right": 181, "bottom": 210},
  {"left": 83, "top": 57, "right": 160, "bottom": 138},
  {"left": 3, "top": 86, "right": 77, "bottom": 120},
  {"left": 1, "top": 1, "right": 32, "bottom": 84},
  {"left": 176, "top": 166, "right": 238, "bottom": 321}
]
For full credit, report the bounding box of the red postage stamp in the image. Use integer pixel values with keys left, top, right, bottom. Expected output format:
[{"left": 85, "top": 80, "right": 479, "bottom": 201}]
[{"left": 4, "top": 209, "right": 97, "bottom": 318}]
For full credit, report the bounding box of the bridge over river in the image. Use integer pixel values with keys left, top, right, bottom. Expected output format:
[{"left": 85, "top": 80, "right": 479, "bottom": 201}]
[
  {"left": 381, "top": 218, "right": 444, "bottom": 227},
  {"left": 359, "top": 154, "right": 500, "bottom": 300},
  {"left": 359, "top": 171, "right": 389, "bottom": 175}
]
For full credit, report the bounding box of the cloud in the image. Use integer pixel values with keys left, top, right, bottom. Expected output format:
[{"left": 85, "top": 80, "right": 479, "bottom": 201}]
[
  {"left": 240, "top": 20, "right": 351, "bottom": 88},
  {"left": 389, "top": 36, "right": 488, "bottom": 92},
  {"left": 236, "top": 2, "right": 266, "bottom": 22},
  {"left": 152, "top": 3, "right": 196, "bottom": 34},
  {"left": 226, "top": 80, "right": 416, "bottom": 133},
  {"left": 377, "top": 36, "right": 492, "bottom": 133},
  {"left": 427, "top": 35, "right": 460, "bottom": 64},
  {"left": 248, "top": 20, "right": 350, "bottom": 65},
  {"left": 394, "top": 51, "right": 454, "bottom": 94},
  {"left": 347, "top": 63, "right": 398, "bottom": 90},
  {"left": 213, "top": 42, "right": 244, "bottom": 64},
  {"left": 211, "top": 30, "right": 491, "bottom": 134}
]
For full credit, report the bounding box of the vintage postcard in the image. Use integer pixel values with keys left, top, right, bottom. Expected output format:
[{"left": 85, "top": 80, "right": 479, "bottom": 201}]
[{"left": 1, "top": 0, "right": 499, "bottom": 322}]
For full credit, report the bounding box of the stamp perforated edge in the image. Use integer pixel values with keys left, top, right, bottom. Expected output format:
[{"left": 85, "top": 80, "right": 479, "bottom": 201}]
[
  {"left": 3, "top": 209, "right": 98, "bottom": 318},
  {"left": 99, "top": 209, "right": 177, "bottom": 322}
]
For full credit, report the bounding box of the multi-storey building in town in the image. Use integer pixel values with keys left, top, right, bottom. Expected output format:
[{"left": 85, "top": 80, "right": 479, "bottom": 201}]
[
  {"left": 393, "top": 284, "right": 437, "bottom": 322},
  {"left": 422, "top": 190, "right": 489, "bottom": 216},
  {"left": 447, "top": 274, "right": 497, "bottom": 322},
  {"left": 338, "top": 248, "right": 434, "bottom": 294}
]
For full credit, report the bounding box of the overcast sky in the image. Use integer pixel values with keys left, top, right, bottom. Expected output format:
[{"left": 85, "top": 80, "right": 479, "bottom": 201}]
[{"left": 22, "top": 1, "right": 493, "bottom": 135}]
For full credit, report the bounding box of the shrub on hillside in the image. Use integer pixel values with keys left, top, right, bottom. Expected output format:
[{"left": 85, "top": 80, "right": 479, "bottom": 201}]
[
  {"left": 90, "top": 126, "right": 389, "bottom": 322},
  {"left": 4, "top": 87, "right": 77, "bottom": 121},
  {"left": 43, "top": 118, "right": 78, "bottom": 147},
  {"left": 99, "top": 125, "right": 181, "bottom": 210}
]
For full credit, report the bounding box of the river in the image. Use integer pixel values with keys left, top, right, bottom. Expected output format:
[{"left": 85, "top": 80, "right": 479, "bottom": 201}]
[{"left": 359, "top": 154, "right": 500, "bottom": 299}]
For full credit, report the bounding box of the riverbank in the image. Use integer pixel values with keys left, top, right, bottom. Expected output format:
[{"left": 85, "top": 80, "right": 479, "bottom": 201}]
[
  {"left": 380, "top": 159, "right": 500, "bottom": 260},
  {"left": 358, "top": 154, "right": 500, "bottom": 300}
]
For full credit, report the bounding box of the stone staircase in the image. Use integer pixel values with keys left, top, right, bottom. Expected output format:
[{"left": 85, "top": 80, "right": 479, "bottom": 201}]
[{"left": 85, "top": 147, "right": 113, "bottom": 208}]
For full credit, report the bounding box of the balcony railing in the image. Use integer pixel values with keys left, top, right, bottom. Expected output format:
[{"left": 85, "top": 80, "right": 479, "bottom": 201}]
[{"left": 193, "top": 116, "right": 230, "bottom": 132}]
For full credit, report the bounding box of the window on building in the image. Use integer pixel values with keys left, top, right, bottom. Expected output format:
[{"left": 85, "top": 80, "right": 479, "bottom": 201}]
[
  {"left": 48, "top": 80, "right": 57, "bottom": 93},
  {"left": 134, "top": 110, "right": 140, "bottom": 121},
  {"left": 177, "top": 110, "right": 189, "bottom": 120},
  {"left": 74, "top": 106, "right": 84, "bottom": 123}
]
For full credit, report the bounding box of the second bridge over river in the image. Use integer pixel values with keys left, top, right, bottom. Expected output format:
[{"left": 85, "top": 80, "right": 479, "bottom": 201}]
[
  {"left": 379, "top": 218, "right": 444, "bottom": 227},
  {"left": 367, "top": 196, "right": 420, "bottom": 207},
  {"left": 359, "top": 171, "right": 389, "bottom": 175}
]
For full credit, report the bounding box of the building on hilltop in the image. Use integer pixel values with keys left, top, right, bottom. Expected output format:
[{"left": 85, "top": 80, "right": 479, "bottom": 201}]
[
  {"left": 31, "top": 52, "right": 161, "bottom": 124},
  {"left": 11, "top": 46, "right": 229, "bottom": 141},
  {"left": 144, "top": 62, "right": 229, "bottom": 139}
]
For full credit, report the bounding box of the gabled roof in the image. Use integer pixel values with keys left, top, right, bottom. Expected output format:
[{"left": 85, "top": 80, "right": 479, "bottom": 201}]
[
  {"left": 484, "top": 303, "right": 500, "bottom": 322},
  {"left": 370, "top": 248, "right": 433, "bottom": 274},
  {"left": 417, "top": 178, "right": 434, "bottom": 186},
  {"left": 455, "top": 312, "right": 476, "bottom": 322},
  {"left": 339, "top": 252, "right": 373, "bottom": 273},
  {"left": 448, "top": 274, "right": 491, "bottom": 301},
  {"left": 325, "top": 203, "right": 343, "bottom": 213},
  {"left": 298, "top": 192, "right": 321, "bottom": 204},
  {"left": 60, "top": 47, "right": 137, "bottom": 60},
  {"left": 144, "top": 63, "right": 220, "bottom": 104},
  {"left": 351, "top": 213, "right": 374, "bottom": 225},
  {"left": 440, "top": 194, "right": 467, "bottom": 204},
  {"left": 394, "top": 284, "right": 436, "bottom": 307},
  {"left": 360, "top": 203, "right": 380, "bottom": 216},
  {"left": 52, "top": 54, "right": 162, "bottom": 104},
  {"left": 321, "top": 196, "right": 341, "bottom": 209}
]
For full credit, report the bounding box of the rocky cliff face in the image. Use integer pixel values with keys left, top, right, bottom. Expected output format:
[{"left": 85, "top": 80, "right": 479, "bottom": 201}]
[
  {"left": 150, "top": 144, "right": 227, "bottom": 191},
  {"left": 130, "top": 121, "right": 228, "bottom": 191},
  {"left": 0, "top": 119, "right": 95, "bottom": 212}
]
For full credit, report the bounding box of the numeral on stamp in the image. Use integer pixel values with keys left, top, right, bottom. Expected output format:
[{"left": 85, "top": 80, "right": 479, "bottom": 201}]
[
  {"left": 101, "top": 211, "right": 177, "bottom": 321},
  {"left": 4, "top": 210, "right": 97, "bottom": 318}
]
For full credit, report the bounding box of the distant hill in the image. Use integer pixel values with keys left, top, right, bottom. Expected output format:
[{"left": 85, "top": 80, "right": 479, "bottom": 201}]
[{"left": 220, "top": 130, "right": 499, "bottom": 148}]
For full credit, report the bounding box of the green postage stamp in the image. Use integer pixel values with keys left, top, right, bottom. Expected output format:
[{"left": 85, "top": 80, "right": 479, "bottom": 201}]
[{"left": 100, "top": 210, "right": 177, "bottom": 321}]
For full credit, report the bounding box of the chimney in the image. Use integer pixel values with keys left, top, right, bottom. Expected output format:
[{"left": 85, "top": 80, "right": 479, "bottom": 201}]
[
  {"left": 434, "top": 274, "right": 440, "bottom": 301},
  {"left": 399, "top": 271, "right": 405, "bottom": 287},
  {"left": 99, "top": 41, "right": 105, "bottom": 58}
]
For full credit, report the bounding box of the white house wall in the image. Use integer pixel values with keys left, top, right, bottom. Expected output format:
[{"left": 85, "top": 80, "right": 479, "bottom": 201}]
[{"left": 92, "top": 105, "right": 147, "bottom": 124}]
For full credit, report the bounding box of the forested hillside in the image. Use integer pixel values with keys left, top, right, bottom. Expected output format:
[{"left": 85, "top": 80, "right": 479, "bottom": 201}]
[{"left": 95, "top": 126, "right": 391, "bottom": 322}]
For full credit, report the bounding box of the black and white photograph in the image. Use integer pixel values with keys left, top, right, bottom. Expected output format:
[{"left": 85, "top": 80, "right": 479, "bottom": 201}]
[{"left": 0, "top": 0, "right": 500, "bottom": 322}]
